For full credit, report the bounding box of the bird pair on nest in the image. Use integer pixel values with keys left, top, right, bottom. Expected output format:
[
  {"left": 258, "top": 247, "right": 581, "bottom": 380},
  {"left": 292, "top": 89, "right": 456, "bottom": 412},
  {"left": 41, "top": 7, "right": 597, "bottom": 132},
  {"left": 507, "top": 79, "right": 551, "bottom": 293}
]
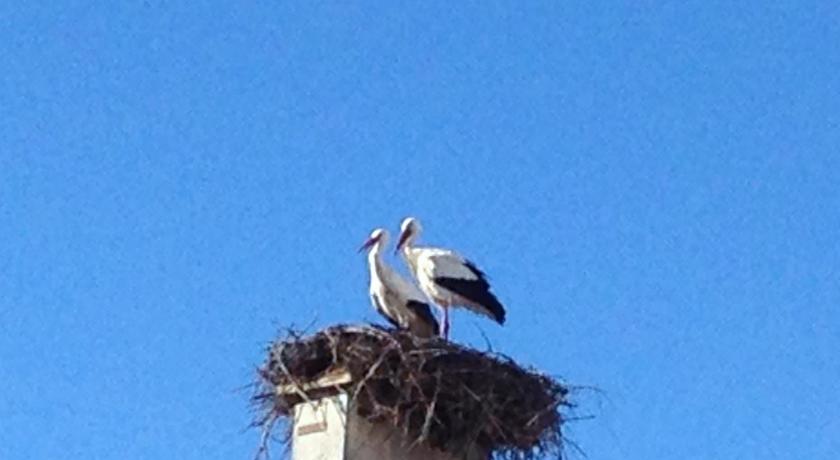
[{"left": 359, "top": 217, "right": 506, "bottom": 340}]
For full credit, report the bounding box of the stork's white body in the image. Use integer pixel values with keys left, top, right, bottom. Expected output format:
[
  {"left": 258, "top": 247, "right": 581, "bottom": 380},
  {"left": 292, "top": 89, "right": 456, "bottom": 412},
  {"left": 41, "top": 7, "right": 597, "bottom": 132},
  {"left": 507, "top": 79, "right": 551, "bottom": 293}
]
[
  {"left": 400, "top": 247, "right": 484, "bottom": 313},
  {"left": 363, "top": 230, "right": 439, "bottom": 338},
  {"left": 397, "top": 218, "right": 506, "bottom": 337}
]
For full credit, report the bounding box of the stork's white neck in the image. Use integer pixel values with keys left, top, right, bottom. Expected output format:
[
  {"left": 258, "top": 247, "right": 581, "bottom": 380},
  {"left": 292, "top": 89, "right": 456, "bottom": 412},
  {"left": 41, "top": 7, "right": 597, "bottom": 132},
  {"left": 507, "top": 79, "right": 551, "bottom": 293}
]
[
  {"left": 367, "top": 242, "right": 386, "bottom": 278},
  {"left": 399, "top": 243, "right": 421, "bottom": 276}
]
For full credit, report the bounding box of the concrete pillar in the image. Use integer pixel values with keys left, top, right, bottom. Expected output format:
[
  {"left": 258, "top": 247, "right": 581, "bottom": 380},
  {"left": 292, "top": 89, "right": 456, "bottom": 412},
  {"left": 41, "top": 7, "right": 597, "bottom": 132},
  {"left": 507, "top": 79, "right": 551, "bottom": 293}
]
[{"left": 279, "top": 370, "right": 487, "bottom": 460}]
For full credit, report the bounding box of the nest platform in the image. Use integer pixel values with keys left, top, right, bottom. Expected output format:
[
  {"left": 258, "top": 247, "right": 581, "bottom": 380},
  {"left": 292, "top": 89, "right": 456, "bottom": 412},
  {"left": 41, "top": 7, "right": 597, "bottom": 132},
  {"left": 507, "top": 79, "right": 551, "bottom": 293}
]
[{"left": 254, "top": 324, "right": 571, "bottom": 459}]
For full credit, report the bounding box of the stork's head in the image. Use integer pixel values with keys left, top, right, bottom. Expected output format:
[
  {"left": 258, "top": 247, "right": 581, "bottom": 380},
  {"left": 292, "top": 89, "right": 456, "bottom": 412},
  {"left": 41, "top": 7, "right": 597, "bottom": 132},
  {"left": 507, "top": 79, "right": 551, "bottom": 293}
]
[
  {"left": 395, "top": 217, "right": 421, "bottom": 253},
  {"left": 359, "top": 228, "right": 388, "bottom": 253}
]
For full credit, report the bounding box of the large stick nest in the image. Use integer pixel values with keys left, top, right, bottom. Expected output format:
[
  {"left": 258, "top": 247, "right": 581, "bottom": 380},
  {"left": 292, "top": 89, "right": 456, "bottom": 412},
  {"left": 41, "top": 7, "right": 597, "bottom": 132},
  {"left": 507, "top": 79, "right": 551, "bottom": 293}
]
[{"left": 254, "top": 324, "right": 571, "bottom": 459}]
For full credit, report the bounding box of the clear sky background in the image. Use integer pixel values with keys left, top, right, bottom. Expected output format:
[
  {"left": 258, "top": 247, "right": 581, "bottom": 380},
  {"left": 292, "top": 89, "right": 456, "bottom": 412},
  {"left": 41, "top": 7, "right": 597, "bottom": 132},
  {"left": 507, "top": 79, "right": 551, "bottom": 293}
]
[{"left": 2, "top": 2, "right": 839, "bottom": 459}]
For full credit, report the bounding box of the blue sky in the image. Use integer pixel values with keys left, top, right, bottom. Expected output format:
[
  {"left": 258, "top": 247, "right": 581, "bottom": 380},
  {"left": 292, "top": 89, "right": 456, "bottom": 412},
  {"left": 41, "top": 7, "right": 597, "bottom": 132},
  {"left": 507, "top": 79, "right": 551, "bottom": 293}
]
[{"left": 2, "top": 2, "right": 839, "bottom": 459}]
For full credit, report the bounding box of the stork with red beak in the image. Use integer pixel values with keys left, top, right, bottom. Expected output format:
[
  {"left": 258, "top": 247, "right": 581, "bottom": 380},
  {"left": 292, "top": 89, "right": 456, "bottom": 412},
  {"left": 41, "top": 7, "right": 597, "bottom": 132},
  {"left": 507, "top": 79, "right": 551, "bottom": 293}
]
[
  {"left": 359, "top": 228, "right": 440, "bottom": 338},
  {"left": 395, "top": 217, "right": 506, "bottom": 338}
]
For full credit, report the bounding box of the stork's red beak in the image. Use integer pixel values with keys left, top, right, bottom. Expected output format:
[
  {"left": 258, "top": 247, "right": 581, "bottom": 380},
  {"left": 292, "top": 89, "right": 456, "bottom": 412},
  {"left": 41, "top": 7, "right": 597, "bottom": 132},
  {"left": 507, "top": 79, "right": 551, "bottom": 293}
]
[
  {"left": 395, "top": 230, "right": 410, "bottom": 254},
  {"left": 358, "top": 236, "right": 378, "bottom": 253}
]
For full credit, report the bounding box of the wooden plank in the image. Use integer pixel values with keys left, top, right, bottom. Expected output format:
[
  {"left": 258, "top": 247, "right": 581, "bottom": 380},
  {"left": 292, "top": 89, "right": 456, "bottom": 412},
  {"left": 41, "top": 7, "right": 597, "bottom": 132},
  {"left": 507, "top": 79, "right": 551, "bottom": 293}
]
[{"left": 276, "top": 369, "right": 353, "bottom": 396}]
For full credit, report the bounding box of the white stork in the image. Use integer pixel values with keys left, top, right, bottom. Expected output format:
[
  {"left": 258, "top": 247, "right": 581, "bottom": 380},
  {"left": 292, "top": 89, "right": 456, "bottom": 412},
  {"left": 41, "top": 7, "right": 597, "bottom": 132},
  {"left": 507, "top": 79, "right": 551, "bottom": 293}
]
[
  {"left": 359, "top": 228, "right": 440, "bottom": 338},
  {"left": 395, "top": 217, "right": 506, "bottom": 338}
]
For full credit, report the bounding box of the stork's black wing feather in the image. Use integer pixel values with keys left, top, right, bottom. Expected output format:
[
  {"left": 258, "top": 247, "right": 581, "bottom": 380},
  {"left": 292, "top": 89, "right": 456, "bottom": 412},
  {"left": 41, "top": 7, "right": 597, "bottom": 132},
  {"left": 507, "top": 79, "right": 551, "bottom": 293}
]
[
  {"left": 463, "top": 260, "right": 489, "bottom": 284},
  {"left": 405, "top": 300, "right": 440, "bottom": 336},
  {"left": 434, "top": 276, "right": 506, "bottom": 325}
]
